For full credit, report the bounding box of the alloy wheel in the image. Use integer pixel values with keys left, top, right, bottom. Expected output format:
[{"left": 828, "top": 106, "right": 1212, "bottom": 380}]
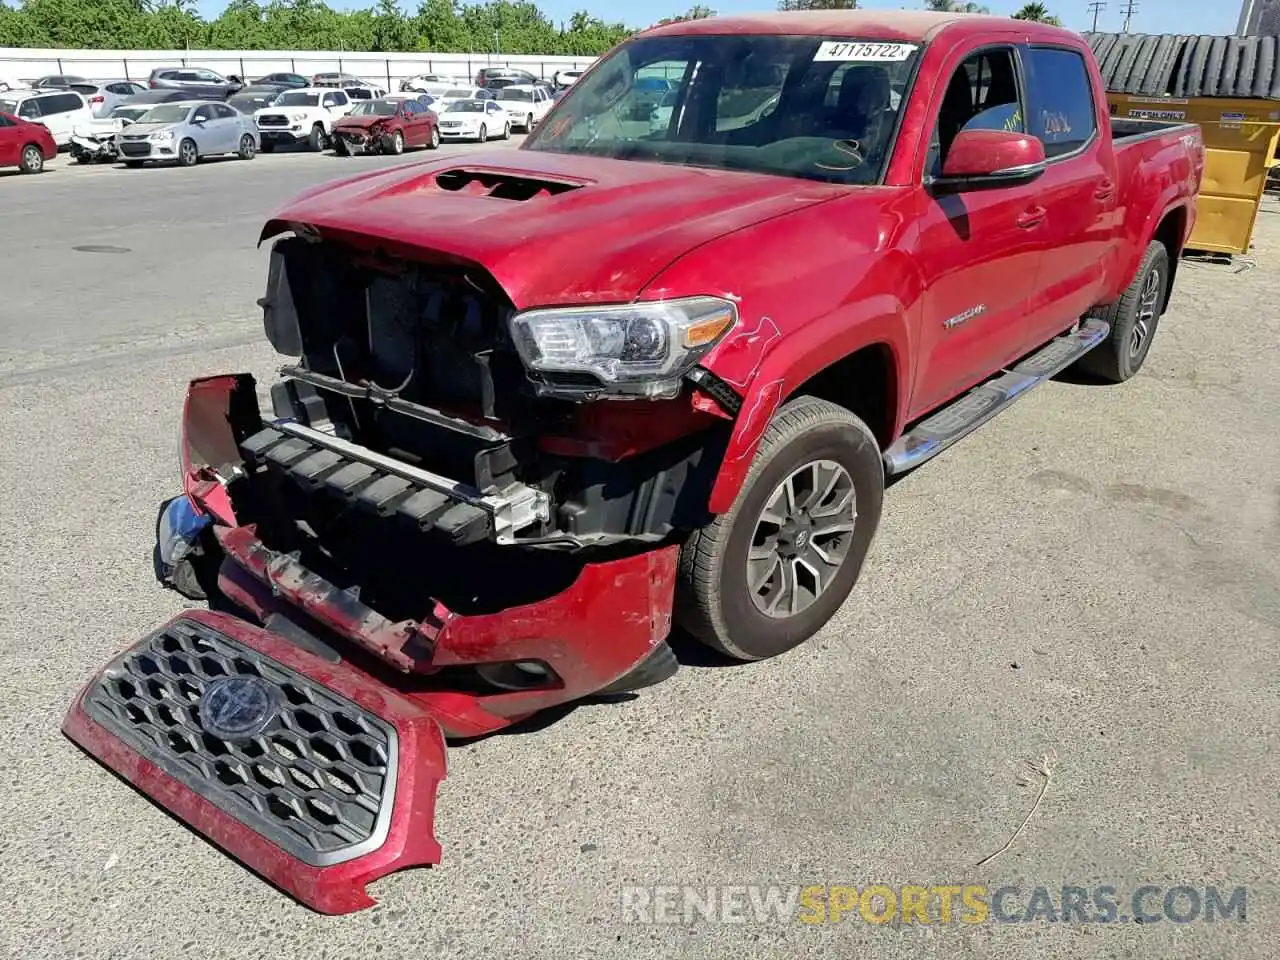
[
  {"left": 1131, "top": 267, "right": 1161, "bottom": 358},
  {"left": 747, "top": 459, "right": 857, "bottom": 618}
]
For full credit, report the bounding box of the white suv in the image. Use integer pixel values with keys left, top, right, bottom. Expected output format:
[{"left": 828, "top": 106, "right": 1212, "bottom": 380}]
[
  {"left": 253, "top": 87, "right": 353, "bottom": 152},
  {"left": 0, "top": 88, "right": 92, "bottom": 146},
  {"left": 494, "top": 84, "right": 555, "bottom": 132}
]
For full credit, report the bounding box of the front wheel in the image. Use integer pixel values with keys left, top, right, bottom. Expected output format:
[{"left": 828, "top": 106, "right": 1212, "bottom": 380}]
[
  {"left": 177, "top": 137, "right": 198, "bottom": 167},
  {"left": 19, "top": 143, "right": 44, "bottom": 173},
  {"left": 477, "top": 123, "right": 487, "bottom": 143},
  {"left": 1077, "top": 240, "right": 1170, "bottom": 383},
  {"left": 237, "top": 133, "right": 256, "bottom": 159},
  {"left": 308, "top": 124, "right": 327, "bottom": 152},
  {"left": 387, "top": 129, "right": 405, "bottom": 155},
  {"left": 675, "top": 396, "right": 884, "bottom": 661},
  {"left": 502, "top": 121, "right": 511, "bottom": 140},
  {"left": 525, "top": 112, "right": 533, "bottom": 131},
  {"left": 259, "top": 139, "right": 275, "bottom": 153}
]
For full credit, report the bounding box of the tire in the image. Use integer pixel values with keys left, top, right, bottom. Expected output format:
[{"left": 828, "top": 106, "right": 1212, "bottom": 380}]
[
  {"left": 177, "top": 137, "right": 198, "bottom": 167},
  {"left": 596, "top": 642, "right": 679, "bottom": 694},
  {"left": 237, "top": 133, "right": 256, "bottom": 160},
  {"left": 1186, "top": 35, "right": 1213, "bottom": 98},
  {"left": 525, "top": 112, "right": 533, "bottom": 131},
  {"left": 1126, "top": 35, "right": 1160, "bottom": 93},
  {"left": 1112, "top": 37, "right": 1144, "bottom": 93},
  {"left": 1205, "top": 36, "right": 1228, "bottom": 97},
  {"left": 1221, "top": 37, "right": 1244, "bottom": 97},
  {"left": 675, "top": 396, "right": 884, "bottom": 661},
  {"left": 1256, "top": 37, "right": 1277, "bottom": 100},
  {"left": 1140, "top": 35, "right": 1179, "bottom": 97},
  {"left": 308, "top": 124, "right": 326, "bottom": 152},
  {"left": 387, "top": 129, "right": 405, "bottom": 155},
  {"left": 124, "top": 160, "right": 144, "bottom": 168},
  {"left": 1078, "top": 241, "right": 1170, "bottom": 383},
  {"left": 73, "top": 152, "right": 92, "bottom": 165},
  {"left": 333, "top": 138, "right": 348, "bottom": 156},
  {"left": 259, "top": 139, "right": 275, "bottom": 153},
  {"left": 502, "top": 121, "right": 511, "bottom": 140},
  {"left": 19, "top": 143, "right": 44, "bottom": 173},
  {"left": 477, "top": 123, "right": 487, "bottom": 143},
  {"left": 1238, "top": 37, "right": 1259, "bottom": 97},
  {"left": 428, "top": 125, "right": 440, "bottom": 149}
]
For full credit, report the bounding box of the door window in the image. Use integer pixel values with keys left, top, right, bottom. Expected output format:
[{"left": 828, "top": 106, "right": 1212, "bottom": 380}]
[
  {"left": 45, "top": 93, "right": 83, "bottom": 114},
  {"left": 18, "top": 100, "right": 40, "bottom": 119},
  {"left": 928, "top": 48, "right": 1023, "bottom": 178},
  {"left": 193, "top": 105, "right": 215, "bottom": 121},
  {"left": 1022, "top": 46, "right": 1096, "bottom": 159},
  {"left": 212, "top": 103, "right": 237, "bottom": 119}
]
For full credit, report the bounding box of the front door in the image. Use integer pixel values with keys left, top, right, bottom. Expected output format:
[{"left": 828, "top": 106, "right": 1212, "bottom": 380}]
[
  {"left": 0, "top": 114, "right": 19, "bottom": 167},
  {"left": 910, "top": 44, "right": 1045, "bottom": 417}
]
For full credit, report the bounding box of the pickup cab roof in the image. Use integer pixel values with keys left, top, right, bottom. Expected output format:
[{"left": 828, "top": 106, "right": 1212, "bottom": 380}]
[{"left": 642, "top": 10, "right": 1078, "bottom": 44}]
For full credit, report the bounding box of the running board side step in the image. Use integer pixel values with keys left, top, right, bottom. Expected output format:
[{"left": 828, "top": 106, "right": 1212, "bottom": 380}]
[{"left": 883, "top": 319, "right": 1109, "bottom": 476}]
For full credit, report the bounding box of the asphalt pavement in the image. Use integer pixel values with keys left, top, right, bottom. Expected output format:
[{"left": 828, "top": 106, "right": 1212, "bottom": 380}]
[{"left": 0, "top": 145, "right": 1276, "bottom": 959}]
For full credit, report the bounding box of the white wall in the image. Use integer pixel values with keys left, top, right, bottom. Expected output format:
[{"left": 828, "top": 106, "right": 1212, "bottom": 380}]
[{"left": 0, "top": 47, "right": 596, "bottom": 87}]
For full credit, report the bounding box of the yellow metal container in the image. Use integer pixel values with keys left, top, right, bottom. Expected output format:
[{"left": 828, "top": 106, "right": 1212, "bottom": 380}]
[{"left": 1108, "top": 93, "right": 1280, "bottom": 255}]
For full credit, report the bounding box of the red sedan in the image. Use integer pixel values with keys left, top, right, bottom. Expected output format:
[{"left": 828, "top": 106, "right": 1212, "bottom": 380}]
[
  {"left": 330, "top": 96, "right": 439, "bottom": 156},
  {"left": 0, "top": 111, "right": 56, "bottom": 173}
]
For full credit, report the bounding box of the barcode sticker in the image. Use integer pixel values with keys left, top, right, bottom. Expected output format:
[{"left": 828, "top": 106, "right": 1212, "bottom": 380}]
[{"left": 815, "top": 41, "right": 917, "bottom": 62}]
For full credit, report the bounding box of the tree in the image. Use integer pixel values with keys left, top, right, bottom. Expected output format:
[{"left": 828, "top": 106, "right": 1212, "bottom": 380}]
[
  {"left": 924, "top": 0, "right": 990, "bottom": 13},
  {"left": 778, "top": 0, "right": 856, "bottom": 9},
  {"left": 1011, "top": 2, "right": 1061, "bottom": 23}
]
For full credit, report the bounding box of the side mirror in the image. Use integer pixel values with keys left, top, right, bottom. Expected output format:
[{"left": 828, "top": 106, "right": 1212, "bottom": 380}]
[{"left": 931, "top": 129, "right": 1047, "bottom": 193}]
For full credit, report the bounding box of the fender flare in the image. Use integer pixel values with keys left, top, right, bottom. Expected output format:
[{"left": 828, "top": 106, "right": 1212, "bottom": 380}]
[
  {"left": 1118, "top": 193, "right": 1193, "bottom": 295},
  {"left": 705, "top": 301, "right": 910, "bottom": 514}
]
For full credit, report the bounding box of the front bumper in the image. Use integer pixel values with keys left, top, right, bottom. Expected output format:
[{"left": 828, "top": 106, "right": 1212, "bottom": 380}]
[
  {"left": 259, "top": 127, "right": 308, "bottom": 145},
  {"left": 63, "top": 610, "right": 448, "bottom": 914}
]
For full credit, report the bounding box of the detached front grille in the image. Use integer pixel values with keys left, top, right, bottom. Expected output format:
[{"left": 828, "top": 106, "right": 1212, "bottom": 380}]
[
  {"left": 83, "top": 617, "right": 398, "bottom": 866},
  {"left": 119, "top": 142, "right": 151, "bottom": 157},
  {"left": 257, "top": 114, "right": 288, "bottom": 127}
]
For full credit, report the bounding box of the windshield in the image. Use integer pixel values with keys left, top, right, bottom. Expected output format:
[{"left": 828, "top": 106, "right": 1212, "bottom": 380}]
[
  {"left": 498, "top": 88, "right": 533, "bottom": 102},
  {"left": 138, "top": 104, "right": 191, "bottom": 124},
  {"left": 447, "top": 100, "right": 486, "bottom": 113},
  {"left": 275, "top": 91, "right": 320, "bottom": 107},
  {"left": 350, "top": 100, "right": 398, "bottom": 116},
  {"left": 111, "top": 107, "right": 149, "bottom": 121},
  {"left": 442, "top": 88, "right": 474, "bottom": 98},
  {"left": 525, "top": 34, "right": 919, "bottom": 185}
]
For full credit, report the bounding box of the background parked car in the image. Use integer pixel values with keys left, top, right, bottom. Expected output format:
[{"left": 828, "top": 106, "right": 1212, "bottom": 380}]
[
  {"left": 553, "top": 68, "right": 585, "bottom": 89},
  {"left": 474, "top": 67, "right": 538, "bottom": 90},
  {"left": 69, "top": 103, "right": 153, "bottom": 163},
  {"left": 311, "top": 72, "right": 364, "bottom": 88},
  {"left": 226, "top": 85, "right": 283, "bottom": 115},
  {"left": 68, "top": 80, "right": 147, "bottom": 117},
  {"left": 0, "top": 89, "right": 92, "bottom": 146},
  {"left": 147, "top": 67, "right": 243, "bottom": 99},
  {"left": 250, "top": 73, "right": 309, "bottom": 90},
  {"left": 435, "top": 85, "right": 493, "bottom": 111},
  {"left": 400, "top": 74, "right": 465, "bottom": 94},
  {"left": 386, "top": 91, "right": 436, "bottom": 111},
  {"left": 0, "top": 111, "right": 56, "bottom": 173},
  {"left": 253, "top": 87, "right": 352, "bottom": 152},
  {"left": 494, "top": 83, "right": 554, "bottom": 131},
  {"left": 116, "top": 100, "right": 258, "bottom": 167},
  {"left": 29, "top": 74, "right": 89, "bottom": 89},
  {"left": 118, "top": 88, "right": 200, "bottom": 109},
  {"left": 436, "top": 98, "right": 511, "bottom": 142},
  {"left": 331, "top": 96, "right": 439, "bottom": 155}
]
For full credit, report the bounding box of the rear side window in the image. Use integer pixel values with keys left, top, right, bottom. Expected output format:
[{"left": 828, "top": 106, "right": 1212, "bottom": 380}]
[
  {"left": 1022, "top": 46, "right": 1096, "bottom": 159},
  {"left": 46, "top": 93, "right": 84, "bottom": 113}
]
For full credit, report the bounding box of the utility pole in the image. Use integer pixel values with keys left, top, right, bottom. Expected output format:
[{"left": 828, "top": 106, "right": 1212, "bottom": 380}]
[
  {"left": 1087, "top": 0, "right": 1106, "bottom": 31},
  {"left": 1119, "top": 0, "right": 1138, "bottom": 31}
]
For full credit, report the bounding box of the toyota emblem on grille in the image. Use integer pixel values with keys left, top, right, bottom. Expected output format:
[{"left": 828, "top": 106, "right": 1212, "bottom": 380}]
[{"left": 199, "top": 676, "right": 279, "bottom": 741}]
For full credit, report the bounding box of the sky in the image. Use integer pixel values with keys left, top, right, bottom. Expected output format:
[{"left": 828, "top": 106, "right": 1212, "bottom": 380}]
[{"left": 192, "top": 0, "right": 1244, "bottom": 43}]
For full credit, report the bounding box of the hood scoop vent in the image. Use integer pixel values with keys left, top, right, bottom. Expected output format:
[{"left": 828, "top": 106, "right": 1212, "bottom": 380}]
[{"left": 432, "top": 167, "right": 583, "bottom": 202}]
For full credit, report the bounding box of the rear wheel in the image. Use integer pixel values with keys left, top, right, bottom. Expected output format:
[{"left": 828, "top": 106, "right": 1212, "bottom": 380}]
[
  {"left": 428, "top": 125, "right": 440, "bottom": 149},
  {"left": 177, "top": 137, "right": 198, "bottom": 167},
  {"left": 19, "top": 143, "right": 44, "bottom": 173},
  {"left": 1077, "top": 240, "right": 1169, "bottom": 383},
  {"left": 237, "top": 133, "right": 256, "bottom": 159},
  {"left": 675, "top": 396, "right": 884, "bottom": 661}
]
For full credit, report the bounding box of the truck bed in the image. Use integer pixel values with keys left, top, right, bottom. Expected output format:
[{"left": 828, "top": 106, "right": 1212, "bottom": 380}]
[{"left": 1110, "top": 116, "right": 1199, "bottom": 144}]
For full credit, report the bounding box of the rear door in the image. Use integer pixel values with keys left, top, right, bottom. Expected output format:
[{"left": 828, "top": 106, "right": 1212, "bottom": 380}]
[
  {"left": 0, "top": 114, "right": 19, "bottom": 166},
  {"left": 1017, "top": 43, "right": 1118, "bottom": 346},
  {"left": 911, "top": 44, "right": 1044, "bottom": 416}
]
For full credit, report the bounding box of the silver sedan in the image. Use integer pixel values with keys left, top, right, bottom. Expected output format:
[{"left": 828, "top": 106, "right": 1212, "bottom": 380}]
[{"left": 114, "top": 100, "right": 259, "bottom": 167}]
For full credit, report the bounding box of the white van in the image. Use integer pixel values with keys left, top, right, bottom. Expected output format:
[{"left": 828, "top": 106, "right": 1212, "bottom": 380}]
[{"left": 0, "top": 89, "right": 93, "bottom": 146}]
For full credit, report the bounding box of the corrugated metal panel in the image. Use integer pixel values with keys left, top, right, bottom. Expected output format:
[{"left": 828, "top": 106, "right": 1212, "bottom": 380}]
[{"left": 1082, "top": 32, "right": 1280, "bottom": 99}]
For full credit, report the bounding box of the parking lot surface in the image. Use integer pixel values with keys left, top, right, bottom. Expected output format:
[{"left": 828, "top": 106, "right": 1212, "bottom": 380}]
[{"left": 0, "top": 146, "right": 1276, "bottom": 959}]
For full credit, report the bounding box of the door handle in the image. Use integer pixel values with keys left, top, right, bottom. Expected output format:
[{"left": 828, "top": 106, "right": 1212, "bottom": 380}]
[
  {"left": 1094, "top": 179, "right": 1116, "bottom": 201},
  {"left": 1016, "top": 206, "right": 1046, "bottom": 229}
]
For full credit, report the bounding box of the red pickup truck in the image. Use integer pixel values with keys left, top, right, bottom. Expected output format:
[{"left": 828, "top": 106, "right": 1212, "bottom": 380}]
[{"left": 65, "top": 12, "right": 1203, "bottom": 913}]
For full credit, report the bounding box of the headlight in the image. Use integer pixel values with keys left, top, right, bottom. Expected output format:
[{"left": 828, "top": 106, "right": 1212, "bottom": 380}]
[
  {"left": 148, "top": 129, "right": 174, "bottom": 141},
  {"left": 291, "top": 112, "right": 308, "bottom": 122},
  {"left": 509, "top": 296, "right": 737, "bottom": 399}
]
